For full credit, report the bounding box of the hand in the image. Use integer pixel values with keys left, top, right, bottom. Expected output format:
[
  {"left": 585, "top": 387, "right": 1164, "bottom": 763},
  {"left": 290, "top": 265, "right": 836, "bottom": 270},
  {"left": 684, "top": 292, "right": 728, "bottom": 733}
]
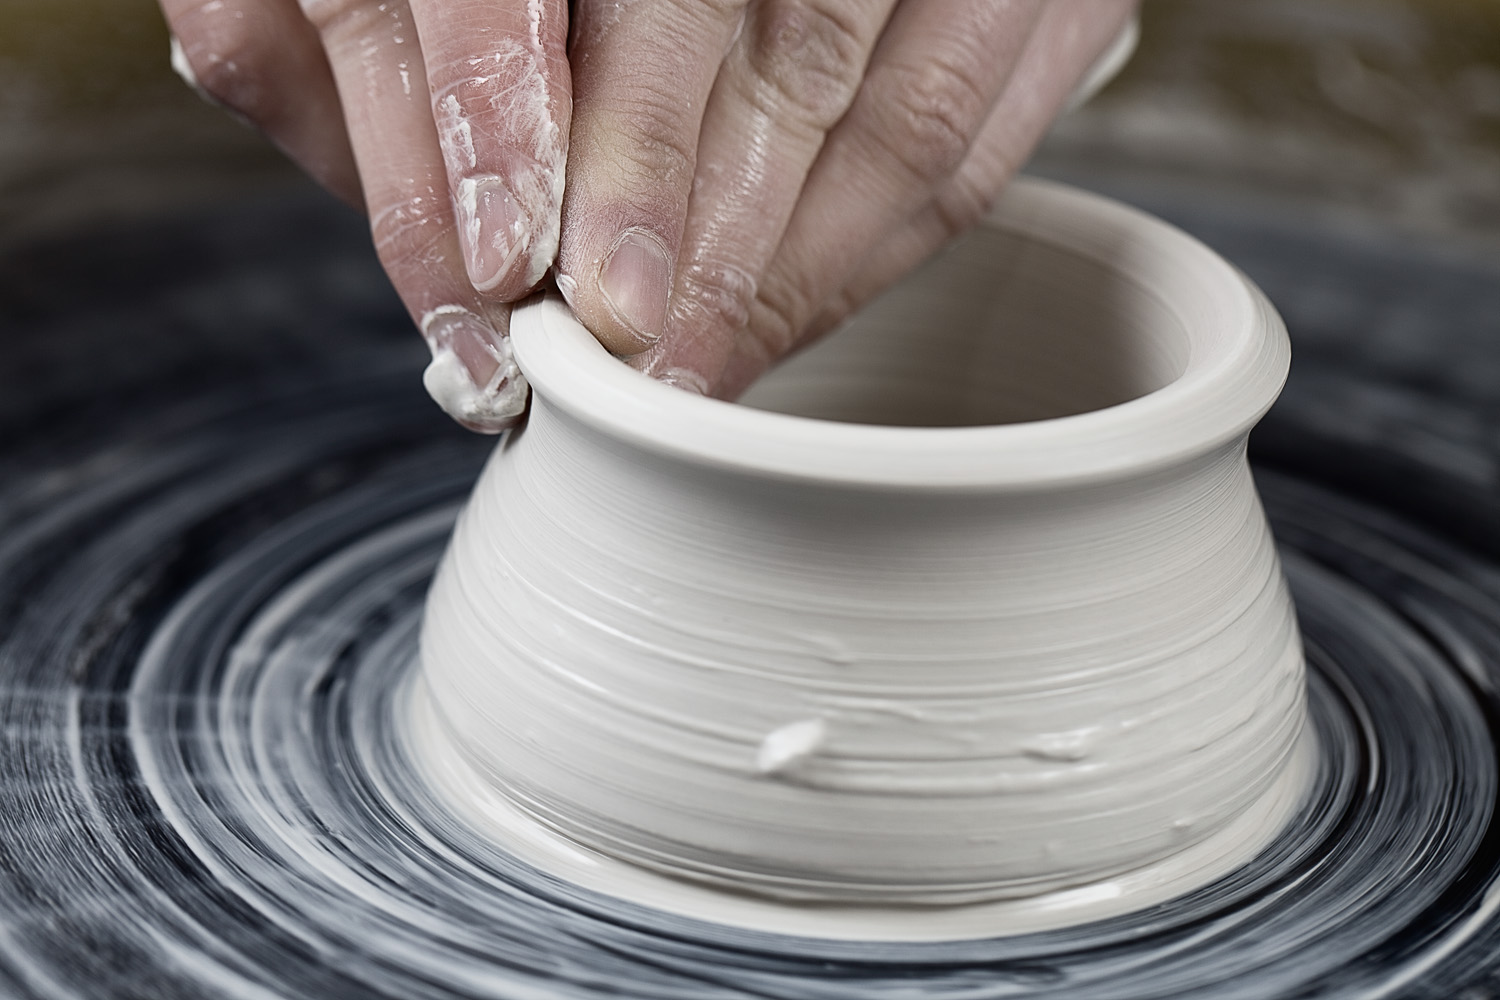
[
  {"left": 556, "top": 0, "right": 1139, "bottom": 400},
  {"left": 163, "top": 0, "right": 570, "bottom": 432},
  {"left": 161, "top": 0, "right": 1136, "bottom": 429}
]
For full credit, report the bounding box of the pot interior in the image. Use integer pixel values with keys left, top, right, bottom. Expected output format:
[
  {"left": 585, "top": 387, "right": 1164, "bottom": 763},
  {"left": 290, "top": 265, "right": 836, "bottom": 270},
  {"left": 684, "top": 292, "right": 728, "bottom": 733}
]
[{"left": 739, "top": 220, "right": 1191, "bottom": 427}]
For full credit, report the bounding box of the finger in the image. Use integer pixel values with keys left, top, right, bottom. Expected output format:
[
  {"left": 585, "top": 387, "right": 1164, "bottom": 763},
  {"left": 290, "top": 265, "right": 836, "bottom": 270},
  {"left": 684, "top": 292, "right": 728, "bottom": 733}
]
[
  {"left": 554, "top": 0, "right": 749, "bottom": 355},
  {"left": 301, "top": 0, "right": 524, "bottom": 431},
  {"left": 720, "top": 0, "right": 1136, "bottom": 398},
  {"left": 405, "top": 0, "right": 571, "bottom": 300},
  {"left": 809, "top": 0, "right": 1142, "bottom": 339},
  {"left": 627, "top": 0, "right": 895, "bottom": 390},
  {"left": 729, "top": 0, "right": 1043, "bottom": 377},
  {"left": 161, "top": 0, "right": 362, "bottom": 207}
]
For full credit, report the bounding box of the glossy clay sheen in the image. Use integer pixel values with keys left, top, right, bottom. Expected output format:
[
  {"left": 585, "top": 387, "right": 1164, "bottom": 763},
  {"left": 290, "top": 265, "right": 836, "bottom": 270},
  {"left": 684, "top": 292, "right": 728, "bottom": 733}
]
[{"left": 412, "top": 179, "right": 1312, "bottom": 939}]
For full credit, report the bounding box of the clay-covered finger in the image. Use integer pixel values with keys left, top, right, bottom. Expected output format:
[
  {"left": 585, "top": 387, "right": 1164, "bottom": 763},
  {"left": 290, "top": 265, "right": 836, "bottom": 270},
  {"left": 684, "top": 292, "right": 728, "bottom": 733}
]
[
  {"left": 300, "top": 0, "right": 523, "bottom": 431},
  {"left": 162, "top": 0, "right": 362, "bottom": 207},
  {"left": 628, "top": 0, "right": 895, "bottom": 390},
  {"left": 737, "top": 0, "right": 1043, "bottom": 369},
  {"left": 554, "top": 0, "right": 749, "bottom": 355},
  {"left": 405, "top": 0, "right": 570, "bottom": 301}
]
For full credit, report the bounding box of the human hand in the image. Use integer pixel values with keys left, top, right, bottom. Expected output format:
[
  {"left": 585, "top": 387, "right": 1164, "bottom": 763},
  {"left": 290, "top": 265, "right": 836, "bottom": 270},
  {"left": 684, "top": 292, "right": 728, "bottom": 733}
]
[
  {"left": 163, "top": 0, "right": 569, "bottom": 432},
  {"left": 554, "top": 0, "right": 1139, "bottom": 400},
  {"left": 161, "top": 0, "right": 1136, "bottom": 429}
]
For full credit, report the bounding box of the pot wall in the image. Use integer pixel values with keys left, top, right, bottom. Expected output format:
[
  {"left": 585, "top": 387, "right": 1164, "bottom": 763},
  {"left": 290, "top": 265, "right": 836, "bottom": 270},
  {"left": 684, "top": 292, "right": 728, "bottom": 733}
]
[
  {"left": 417, "top": 178, "right": 1309, "bottom": 906},
  {"left": 420, "top": 398, "right": 1305, "bottom": 901}
]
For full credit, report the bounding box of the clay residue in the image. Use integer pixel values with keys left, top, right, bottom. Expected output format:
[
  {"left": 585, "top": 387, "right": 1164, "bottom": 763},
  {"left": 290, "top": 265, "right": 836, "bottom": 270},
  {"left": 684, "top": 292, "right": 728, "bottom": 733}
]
[{"left": 433, "top": 39, "right": 566, "bottom": 293}]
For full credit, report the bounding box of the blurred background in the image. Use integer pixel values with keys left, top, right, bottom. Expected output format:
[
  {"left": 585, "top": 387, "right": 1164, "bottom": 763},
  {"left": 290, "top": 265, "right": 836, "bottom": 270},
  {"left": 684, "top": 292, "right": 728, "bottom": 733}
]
[{"left": 4, "top": 0, "right": 1499, "bottom": 252}]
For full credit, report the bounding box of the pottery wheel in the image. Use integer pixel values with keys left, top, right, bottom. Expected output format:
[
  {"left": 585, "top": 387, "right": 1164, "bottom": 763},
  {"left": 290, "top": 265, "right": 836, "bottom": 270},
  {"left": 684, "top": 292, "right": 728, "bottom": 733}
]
[{"left": 2, "top": 187, "right": 1499, "bottom": 998}]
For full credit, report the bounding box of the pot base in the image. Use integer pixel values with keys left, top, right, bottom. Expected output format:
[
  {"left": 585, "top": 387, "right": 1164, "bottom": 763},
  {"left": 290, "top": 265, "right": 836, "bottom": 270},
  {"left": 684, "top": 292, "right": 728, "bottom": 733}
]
[{"left": 406, "top": 676, "right": 1315, "bottom": 942}]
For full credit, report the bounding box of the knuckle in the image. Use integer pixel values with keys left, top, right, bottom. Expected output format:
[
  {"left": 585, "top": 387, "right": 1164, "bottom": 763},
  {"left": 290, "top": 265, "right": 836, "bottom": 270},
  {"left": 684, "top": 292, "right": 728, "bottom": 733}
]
[
  {"left": 747, "top": 279, "right": 805, "bottom": 360},
  {"left": 747, "top": 1, "right": 868, "bottom": 127},
  {"left": 677, "top": 258, "right": 759, "bottom": 334},
  {"left": 178, "top": 17, "right": 278, "bottom": 122},
  {"left": 869, "top": 58, "right": 990, "bottom": 185},
  {"left": 428, "top": 41, "right": 540, "bottom": 113},
  {"left": 608, "top": 86, "right": 699, "bottom": 185}
]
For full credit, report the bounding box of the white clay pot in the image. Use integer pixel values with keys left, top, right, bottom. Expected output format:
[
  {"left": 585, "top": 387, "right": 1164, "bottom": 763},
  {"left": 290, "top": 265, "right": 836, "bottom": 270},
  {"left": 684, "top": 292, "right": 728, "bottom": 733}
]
[{"left": 416, "top": 178, "right": 1310, "bottom": 914}]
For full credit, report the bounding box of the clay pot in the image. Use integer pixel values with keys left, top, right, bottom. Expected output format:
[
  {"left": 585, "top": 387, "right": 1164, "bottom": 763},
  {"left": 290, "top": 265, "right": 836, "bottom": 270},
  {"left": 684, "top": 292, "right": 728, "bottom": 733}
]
[{"left": 416, "top": 178, "right": 1309, "bottom": 910}]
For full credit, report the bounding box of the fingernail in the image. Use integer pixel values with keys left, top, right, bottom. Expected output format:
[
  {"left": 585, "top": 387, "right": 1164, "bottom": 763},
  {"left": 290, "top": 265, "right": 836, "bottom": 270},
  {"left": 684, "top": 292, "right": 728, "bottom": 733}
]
[
  {"left": 168, "top": 35, "right": 202, "bottom": 93},
  {"left": 420, "top": 305, "right": 529, "bottom": 433},
  {"left": 456, "top": 176, "right": 528, "bottom": 295},
  {"left": 599, "top": 228, "right": 671, "bottom": 345},
  {"left": 554, "top": 271, "right": 579, "bottom": 311}
]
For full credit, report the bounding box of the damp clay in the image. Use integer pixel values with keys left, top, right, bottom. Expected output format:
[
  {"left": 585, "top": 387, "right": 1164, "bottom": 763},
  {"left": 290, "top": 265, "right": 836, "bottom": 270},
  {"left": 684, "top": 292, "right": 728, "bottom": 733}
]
[{"left": 410, "top": 179, "right": 1312, "bottom": 940}]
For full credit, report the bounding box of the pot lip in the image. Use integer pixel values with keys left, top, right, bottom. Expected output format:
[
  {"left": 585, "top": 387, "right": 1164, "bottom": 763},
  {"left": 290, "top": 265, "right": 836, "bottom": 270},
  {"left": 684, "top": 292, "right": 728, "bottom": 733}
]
[{"left": 510, "top": 177, "right": 1289, "bottom": 491}]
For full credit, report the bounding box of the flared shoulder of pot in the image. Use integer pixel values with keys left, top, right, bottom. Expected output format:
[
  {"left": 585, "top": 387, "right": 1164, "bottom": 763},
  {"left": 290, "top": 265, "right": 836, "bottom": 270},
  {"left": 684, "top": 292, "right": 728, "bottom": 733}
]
[{"left": 510, "top": 178, "right": 1288, "bottom": 491}]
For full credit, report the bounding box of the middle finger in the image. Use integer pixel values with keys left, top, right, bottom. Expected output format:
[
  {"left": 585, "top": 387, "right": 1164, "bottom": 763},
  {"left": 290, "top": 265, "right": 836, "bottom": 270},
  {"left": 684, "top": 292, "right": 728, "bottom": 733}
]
[
  {"left": 630, "top": 0, "right": 895, "bottom": 390},
  {"left": 555, "top": 0, "right": 751, "bottom": 355}
]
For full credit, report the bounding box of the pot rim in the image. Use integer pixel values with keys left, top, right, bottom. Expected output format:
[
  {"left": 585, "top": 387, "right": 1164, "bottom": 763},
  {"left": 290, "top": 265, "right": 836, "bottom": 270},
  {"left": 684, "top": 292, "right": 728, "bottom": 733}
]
[{"left": 509, "top": 178, "right": 1289, "bottom": 491}]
